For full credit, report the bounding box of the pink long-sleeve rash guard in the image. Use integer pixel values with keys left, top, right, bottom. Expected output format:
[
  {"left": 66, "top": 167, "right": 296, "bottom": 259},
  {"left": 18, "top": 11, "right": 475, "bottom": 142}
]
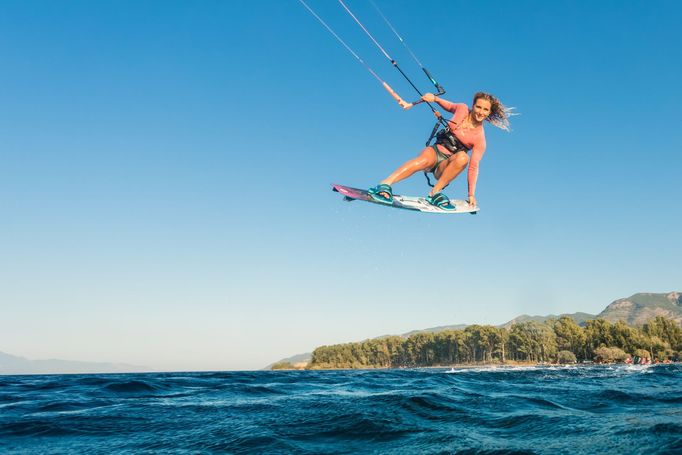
[{"left": 438, "top": 100, "right": 486, "bottom": 197}]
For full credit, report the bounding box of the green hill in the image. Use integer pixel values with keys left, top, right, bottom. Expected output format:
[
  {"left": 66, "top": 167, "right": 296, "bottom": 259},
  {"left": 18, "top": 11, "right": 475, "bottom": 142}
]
[
  {"left": 499, "top": 312, "right": 596, "bottom": 329},
  {"left": 598, "top": 292, "right": 681, "bottom": 325},
  {"left": 402, "top": 313, "right": 596, "bottom": 334}
]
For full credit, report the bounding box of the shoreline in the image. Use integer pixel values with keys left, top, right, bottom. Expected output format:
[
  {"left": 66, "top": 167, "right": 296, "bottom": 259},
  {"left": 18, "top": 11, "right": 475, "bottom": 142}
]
[
  {"left": 274, "top": 360, "right": 680, "bottom": 371},
  {"left": 276, "top": 361, "right": 568, "bottom": 371}
]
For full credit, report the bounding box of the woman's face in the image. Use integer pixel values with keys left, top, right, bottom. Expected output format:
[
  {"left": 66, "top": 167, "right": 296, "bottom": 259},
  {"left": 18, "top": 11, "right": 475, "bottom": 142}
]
[{"left": 472, "top": 98, "right": 492, "bottom": 123}]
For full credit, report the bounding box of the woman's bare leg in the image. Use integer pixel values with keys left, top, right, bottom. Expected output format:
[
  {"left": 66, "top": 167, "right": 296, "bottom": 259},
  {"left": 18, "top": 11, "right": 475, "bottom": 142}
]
[
  {"left": 381, "top": 146, "right": 438, "bottom": 186},
  {"left": 430, "top": 152, "right": 469, "bottom": 196}
]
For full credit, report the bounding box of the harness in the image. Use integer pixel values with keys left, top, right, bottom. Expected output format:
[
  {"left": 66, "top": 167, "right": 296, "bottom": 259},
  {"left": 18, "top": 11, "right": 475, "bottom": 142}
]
[
  {"left": 423, "top": 125, "right": 471, "bottom": 187},
  {"left": 435, "top": 129, "right": 469, "bottom": 154}
]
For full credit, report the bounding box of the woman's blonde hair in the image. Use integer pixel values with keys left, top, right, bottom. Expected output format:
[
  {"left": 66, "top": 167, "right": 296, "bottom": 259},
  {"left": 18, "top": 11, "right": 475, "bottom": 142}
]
[{"left": 473, "top": 92, "right": 513, "bottom": 131}]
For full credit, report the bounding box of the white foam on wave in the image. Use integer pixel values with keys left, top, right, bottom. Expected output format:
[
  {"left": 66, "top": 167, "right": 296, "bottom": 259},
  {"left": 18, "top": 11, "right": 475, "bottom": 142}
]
[
  {"left": 443, "top": 365, "right": 540, "bottom": 374},
  {"left": 622, "top": 364, "right": 655, "bottom": 374}
]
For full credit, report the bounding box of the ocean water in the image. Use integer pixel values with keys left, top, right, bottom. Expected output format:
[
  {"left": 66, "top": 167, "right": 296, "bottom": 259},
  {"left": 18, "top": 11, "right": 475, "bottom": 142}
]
[{"left": 0, "top": 364, "right": 680, "bottom": 454}]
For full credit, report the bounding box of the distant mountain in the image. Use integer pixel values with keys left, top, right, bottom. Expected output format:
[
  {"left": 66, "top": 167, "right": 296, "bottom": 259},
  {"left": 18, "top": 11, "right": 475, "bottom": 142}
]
[
  {"left": 400, "top": 324, "right": 469, "bottom": 337},
  {"left": 263, "top": 352, "right": 311, "bottom": 370},
  {"left": 267, "top": 292, "right": 682, "bottom": 369},
  {"left": 499, "top": 312, "right": 597, "bottom": 329},
  {"left": 597, "top": 292, "right": 681, "bottom": 325},
  {"left": 399, "top": 313, "right": 596, "bottom": 334},
  {"left": 0, "top": 351, "right": 148, "bottom": 375}
]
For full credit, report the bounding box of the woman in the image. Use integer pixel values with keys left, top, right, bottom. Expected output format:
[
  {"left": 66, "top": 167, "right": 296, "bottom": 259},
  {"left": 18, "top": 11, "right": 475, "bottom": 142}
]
[{"left": 368, "top": 92, "right": 511, "bottom": 210}]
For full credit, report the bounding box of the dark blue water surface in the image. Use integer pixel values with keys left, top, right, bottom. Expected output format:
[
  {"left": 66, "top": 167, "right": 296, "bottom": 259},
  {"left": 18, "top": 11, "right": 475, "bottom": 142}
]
[{"left": 1, "top": 364, "right": 681, "bottom": 454}]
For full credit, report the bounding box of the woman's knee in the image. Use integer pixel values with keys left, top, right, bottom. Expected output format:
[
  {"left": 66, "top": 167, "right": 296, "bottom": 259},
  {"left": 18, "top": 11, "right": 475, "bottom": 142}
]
[
  {"left": 415, "top": 158, "right": 434, "bottom": 170},
  {"left": 453, "top": 152, "right": 469, "bottom": 168},
  {"left": 417, "top": 147, "right": 437, "bottom": 168}
]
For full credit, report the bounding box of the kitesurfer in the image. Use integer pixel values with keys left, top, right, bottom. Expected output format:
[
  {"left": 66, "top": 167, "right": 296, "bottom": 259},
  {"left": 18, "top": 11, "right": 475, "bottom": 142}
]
[{"left": 368, "top": 92, "right": 511, "bottom": 210}]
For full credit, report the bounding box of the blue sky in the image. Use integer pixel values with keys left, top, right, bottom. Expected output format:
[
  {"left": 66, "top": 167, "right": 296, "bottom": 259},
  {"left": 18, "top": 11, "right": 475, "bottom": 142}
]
[{"left": 1, "top": 0, "right": 681, "bottom": 371}]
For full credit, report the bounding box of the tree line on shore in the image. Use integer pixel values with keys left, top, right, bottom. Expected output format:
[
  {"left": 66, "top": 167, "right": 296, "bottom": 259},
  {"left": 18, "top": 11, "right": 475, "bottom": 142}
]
[{"left": 298, "top": 316, "right": 681, "bottom": 370}]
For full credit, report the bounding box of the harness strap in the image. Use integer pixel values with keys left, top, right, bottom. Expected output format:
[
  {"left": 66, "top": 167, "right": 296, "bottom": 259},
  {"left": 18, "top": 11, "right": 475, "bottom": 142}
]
[
  {"left": 424, "top": 172, "right": 435, "bottom": 188},
  {"left": 423, "top": 167, "right": 450, "bottom": 190},
  {"left": 425, "top": 120, "right": 441, "bottom": 146}
]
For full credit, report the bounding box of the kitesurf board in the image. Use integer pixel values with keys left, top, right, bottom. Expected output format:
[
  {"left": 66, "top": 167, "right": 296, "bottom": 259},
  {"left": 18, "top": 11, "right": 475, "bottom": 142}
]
[{"left": 332, "top": 184, "right": 478, "bottom": 214}]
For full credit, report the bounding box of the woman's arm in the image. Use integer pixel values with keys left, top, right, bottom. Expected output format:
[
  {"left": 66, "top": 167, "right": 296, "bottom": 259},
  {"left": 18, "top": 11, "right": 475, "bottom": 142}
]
[
  {"left": 467, "top": 142, "right": 486, "bottom": 206},
  {"left": 421, "top": 93, "right": 461, "bottom": 113}
]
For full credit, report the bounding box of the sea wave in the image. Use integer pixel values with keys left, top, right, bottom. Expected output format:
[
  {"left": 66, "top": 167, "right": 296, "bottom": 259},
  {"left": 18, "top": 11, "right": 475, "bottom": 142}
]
[{"left": 0, "top": 365, "right": 680, "bottom": 454}]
